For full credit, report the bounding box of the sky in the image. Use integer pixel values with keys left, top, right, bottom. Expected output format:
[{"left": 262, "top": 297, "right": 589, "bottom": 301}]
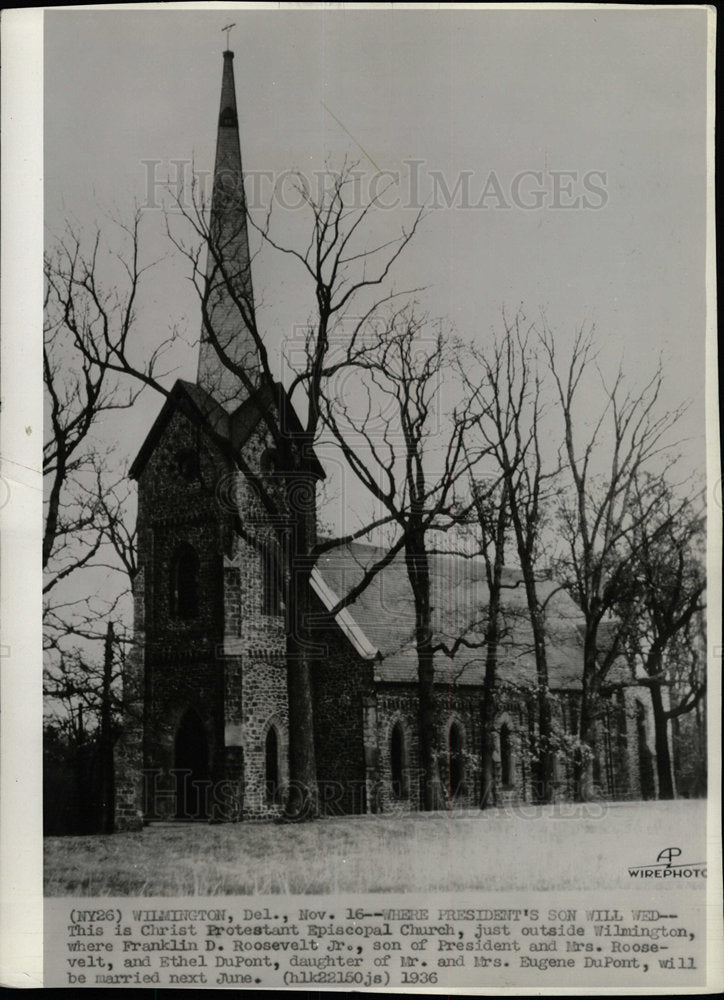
[{"left": 43, "top": 5, "right": 710, "bottom": 538}]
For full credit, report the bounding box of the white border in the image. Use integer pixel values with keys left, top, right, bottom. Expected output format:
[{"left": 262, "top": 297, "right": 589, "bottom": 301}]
[
  {"left": 0, "top": 2, "right": 719, "bottom": 992},
  {"left": 0, "top": 6, "right": 44, "bottom": 988}
]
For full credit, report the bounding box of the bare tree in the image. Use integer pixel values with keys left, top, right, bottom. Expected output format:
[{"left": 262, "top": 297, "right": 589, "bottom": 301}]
[
  {"left": 50, "top": 163, "right": 424, "bottom": 820},
  {"left": 44, "top": 228, "right": 143, "bottom": 579},
  {"left": 321, "top": 311, "right": 486, "bottom": 810},
  {"left": 669, "top": 608, "right": 707, "bottom": 797},
  {"left": 462, "top": 317, "right": 560, "bottom": 803},
  {"left": 44, "top": 213, "right": 168, "bottom": 646},
  {"left": 44, "top": 222, "right": 158, "bottom": 832},
  {"left": 463, "top": 476, "right": 510, "bottom": 808},
  {"left": 43, "top": 620, "right": 127, "bottom": 833},
  {"left": 617, "top": 477, "right": 706, "bottom": 798},
  {"left": 541, "top": 325, "right": 687, "bottom": 799},
  {"left": 42, "top": 463, "right": 139, "bottom": 832},
  {"left": 441, "top": 453, "right": 536, "bottom": 809}
]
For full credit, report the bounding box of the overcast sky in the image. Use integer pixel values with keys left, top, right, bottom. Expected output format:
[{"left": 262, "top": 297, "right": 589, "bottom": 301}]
[{"left": 44, "top": 6, "right": 709, "bottom": 519}]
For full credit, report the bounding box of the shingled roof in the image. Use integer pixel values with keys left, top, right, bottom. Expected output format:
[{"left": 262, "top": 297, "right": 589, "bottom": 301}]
[{"left": 314, "top": 541, "right": 630, "bottom": 691}]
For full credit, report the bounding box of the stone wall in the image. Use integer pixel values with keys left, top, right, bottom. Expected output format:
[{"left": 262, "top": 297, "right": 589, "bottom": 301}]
[
  {"left": 371, "top": 685, "right": 505, "bottom": 812},
  {"left": 546, "top": 687, "right": 657, "bottom": 804},
  {"left": 113, "top": 566, "right": 147, "bottom": 831},
  {"left": 311, "top": 609, "right": 376, "bottom": 816},
  {"left": 227, "top": 425, "right": 294, "bottom": 820},
  {"left": 116, "top": 404, "right": 231, "bottom": 827},
  {"left": 370, "top": 685, "right": 560, "bottom": 812},
  {"left": 116, "top": 395, "right": 329, "bottom": 826}
]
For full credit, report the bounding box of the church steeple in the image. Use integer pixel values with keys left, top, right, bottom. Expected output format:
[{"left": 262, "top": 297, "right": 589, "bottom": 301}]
[{"left": 197, "top": 48, "right": 259, "bottom": 411}]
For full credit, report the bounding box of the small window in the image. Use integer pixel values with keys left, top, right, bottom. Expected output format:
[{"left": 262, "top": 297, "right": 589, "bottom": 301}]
[
  {"left": 390, "top": 722, "right": 407, "bottom": 798},
  {"left": 219, "top": 106, "right": 238, "bottom": 128},
  {"left": 448, "top": 722, "right": 465, "bottom": 797},
  {"left": 176, "top": 449, "right": 199, "bottom": 481},
  {"left": 500, "top": 723, "right": 513, "bottom": 787},
  {"left": 172, "top": 544, "right": 200, "bottom": 620}
]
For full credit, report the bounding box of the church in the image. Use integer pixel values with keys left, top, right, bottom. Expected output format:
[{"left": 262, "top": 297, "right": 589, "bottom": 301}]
[{"left": 114, "top": 49, "right": 658, "bottom": 830}]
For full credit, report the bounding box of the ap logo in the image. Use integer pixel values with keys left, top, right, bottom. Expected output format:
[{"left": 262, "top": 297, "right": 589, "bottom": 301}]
[{"left": 656, "top": 847, "right": 683, "bottom": 868}]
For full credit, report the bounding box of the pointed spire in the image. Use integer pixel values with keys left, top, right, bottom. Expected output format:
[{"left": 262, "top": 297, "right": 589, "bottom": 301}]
[{"left": 197, "top": 49, "right": 259, "bottom": 411}]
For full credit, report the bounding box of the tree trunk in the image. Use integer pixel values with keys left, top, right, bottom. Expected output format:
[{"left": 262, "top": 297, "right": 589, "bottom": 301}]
[
  {"left": 100, "top": 622, "right": 115, "bottom": 833},
  {"left": 479, "top": 494, "right": 506, "bottom": 810},
  {"left": 650, "top": 683, "right": 675, "bottom": 800},
  {"left": 284, "top": 632, "right": 319, "bottom": 820},
  {"left": 43, "top": 443, "right": 66, "bottom": 569},
  {"left": 520, "top": 566, "right": 554, "bottom": 803},
  {"left": 574, "top": 641, "right": 598, "bottom": 801},
  {"left": 507, "top": 487, "right": 553, "bottom": 804},
  {"left": 281, "top": 475, "right": 319, "bottom": 821},
  {"left": 536, "top": 675, "right": 553, "bottom": 803},
  {"left": 73, "top": 703, "right": 88, "bottom": 833},
  {"left": 417, "top": 645, "right": 446, "bottom": 811},
  {"left": 406, "top": 534, "right": 446, "bottom": 812},
  {"left": 479, "top": 681, "right": 497, "bottom": 810}
]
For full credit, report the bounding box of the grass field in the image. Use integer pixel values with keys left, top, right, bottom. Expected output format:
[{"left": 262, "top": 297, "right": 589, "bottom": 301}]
[{"left": 44, "top": 799, "right": 707, "bottom": 896}]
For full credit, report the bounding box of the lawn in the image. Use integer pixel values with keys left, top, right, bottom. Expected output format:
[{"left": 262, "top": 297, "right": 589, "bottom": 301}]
[{"left": 44, "top": 799, "right": 707, "bottom": 896}]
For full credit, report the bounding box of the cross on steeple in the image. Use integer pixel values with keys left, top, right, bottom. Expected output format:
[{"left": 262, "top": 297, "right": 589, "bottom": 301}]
[{"left": 222, "top": 23, "right": 236, "bottom": 51}]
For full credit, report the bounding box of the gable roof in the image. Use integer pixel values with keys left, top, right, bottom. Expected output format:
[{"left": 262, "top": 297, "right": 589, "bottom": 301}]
[
  {"left": 314, "top": 541, "right": 631, "bottom": 691},
  {"left": 129, "top": 377, "right": 325, "bottom": 481},
  {"left": 129, "top": 380, "right": 229, "bottom": 480},
  {"left": 229, "top": 381, "right": 326, "bottom": 479}
]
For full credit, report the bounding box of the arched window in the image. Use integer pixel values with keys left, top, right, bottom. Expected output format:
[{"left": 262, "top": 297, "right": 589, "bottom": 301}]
[
  {"left": 172, "top": 544, "right": 199, "bottom": 620},
  {"left": 448, "top": 722, "right": 465, "bottom": 797},
  {"left": 390, "top": 721, "right": 407, "bottom": 798},
  {"left": 262, "top": 541, "right": 282, "bottom": 616},
  {"left": 265, "top": 726, "right": 280, "bottom": 804},
  {"left": 500, "top": 723, "right": 513, "bottom": 787}
]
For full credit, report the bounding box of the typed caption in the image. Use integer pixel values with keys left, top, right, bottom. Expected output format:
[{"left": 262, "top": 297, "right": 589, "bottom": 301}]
[{"left": 45, "top": 890, "right": 706, "bottom": 989}]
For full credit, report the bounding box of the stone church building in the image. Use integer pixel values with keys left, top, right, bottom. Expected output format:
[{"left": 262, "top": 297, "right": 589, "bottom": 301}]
[{"left": 114, "top": 50, "right": 658, "bottom": 830}]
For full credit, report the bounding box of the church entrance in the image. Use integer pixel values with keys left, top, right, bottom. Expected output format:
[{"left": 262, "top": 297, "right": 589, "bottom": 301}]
[{"left": 174, "top": 708, "right": 210, "bottom": 820}]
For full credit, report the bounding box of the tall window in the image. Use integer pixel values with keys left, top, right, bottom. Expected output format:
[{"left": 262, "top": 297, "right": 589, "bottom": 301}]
[
  {"left": 448, "top": 722, "right": 465, "bottom": 797},
  {"left": 172, "top": 544, "right": 199, "bottom": 620},
  {"left": 390, "top": 722, "right": 407, "bottom": 798},
  {"left": 262, "top": 541, "right": 282, "bottom": 616},
  {"left": 500, "top": 723, "right": 513, "bottom": 787},
  {"left": 265, "top": 726, "right": 280, "bottom": 803}
]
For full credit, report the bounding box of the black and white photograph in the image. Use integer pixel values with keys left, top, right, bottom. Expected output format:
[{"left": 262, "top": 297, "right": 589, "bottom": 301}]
[{"left": 0, "top": 2, "right": 720, "bottom": 991}]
